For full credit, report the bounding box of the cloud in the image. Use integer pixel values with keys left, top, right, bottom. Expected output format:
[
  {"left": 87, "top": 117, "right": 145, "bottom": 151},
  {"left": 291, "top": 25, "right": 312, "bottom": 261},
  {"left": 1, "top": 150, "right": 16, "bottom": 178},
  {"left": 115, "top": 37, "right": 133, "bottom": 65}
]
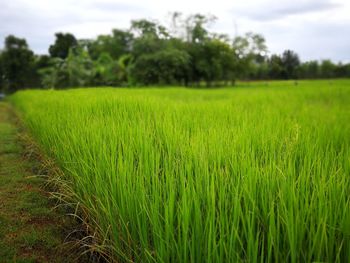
[
  {"left": 87, "top": 1, "right": 147, "bottom": 13},
  {"left": 0, "top": 0, "right": 349, "bottom": 62},
  {"left": 232, "top": 0, "right": 341, "bottom": 21}
]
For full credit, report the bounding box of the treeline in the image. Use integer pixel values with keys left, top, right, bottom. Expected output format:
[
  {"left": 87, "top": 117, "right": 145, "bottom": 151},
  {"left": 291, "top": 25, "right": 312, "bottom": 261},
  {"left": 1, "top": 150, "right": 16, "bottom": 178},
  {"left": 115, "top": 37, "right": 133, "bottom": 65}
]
[{"left": 0, "top": 13, "right": 350, "bottom": 93}]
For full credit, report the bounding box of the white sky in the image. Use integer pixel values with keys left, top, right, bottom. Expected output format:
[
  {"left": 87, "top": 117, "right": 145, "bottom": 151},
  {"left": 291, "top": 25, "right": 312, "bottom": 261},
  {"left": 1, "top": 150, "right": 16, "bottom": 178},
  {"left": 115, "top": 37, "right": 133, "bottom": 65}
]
[{"left": 1, "top": 0, "right": 349, "bottom": 62}]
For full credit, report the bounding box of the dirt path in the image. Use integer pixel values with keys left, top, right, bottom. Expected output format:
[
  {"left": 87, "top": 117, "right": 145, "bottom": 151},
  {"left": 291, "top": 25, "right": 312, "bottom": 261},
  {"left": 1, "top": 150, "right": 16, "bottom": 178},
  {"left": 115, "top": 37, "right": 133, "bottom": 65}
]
[{"left": 0, "top": 102, "right": 81, "bottom": 262}]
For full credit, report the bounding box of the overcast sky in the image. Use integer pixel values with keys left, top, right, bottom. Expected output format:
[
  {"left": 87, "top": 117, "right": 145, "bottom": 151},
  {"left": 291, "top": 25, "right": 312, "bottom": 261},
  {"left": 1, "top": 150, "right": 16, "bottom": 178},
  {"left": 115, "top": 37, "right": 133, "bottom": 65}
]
[{"left": 1, "top": 0, "right": 349, "bottom": 62}]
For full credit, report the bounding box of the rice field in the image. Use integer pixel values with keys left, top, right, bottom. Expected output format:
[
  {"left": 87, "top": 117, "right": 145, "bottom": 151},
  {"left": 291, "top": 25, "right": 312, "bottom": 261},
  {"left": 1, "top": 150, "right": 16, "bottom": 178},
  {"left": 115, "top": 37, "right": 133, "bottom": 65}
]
[{"left": 10, "top": 80, "right": 350, "bottom": 262}]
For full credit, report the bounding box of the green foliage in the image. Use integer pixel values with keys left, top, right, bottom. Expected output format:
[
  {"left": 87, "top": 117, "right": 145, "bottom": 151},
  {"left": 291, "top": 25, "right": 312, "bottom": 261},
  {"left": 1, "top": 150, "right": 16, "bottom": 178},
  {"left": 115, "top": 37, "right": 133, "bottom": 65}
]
[
  {"left": 38, "top": 58, "right": 68, "bottom": 89},
  {"left": 334, "top": 62, "right": 350, "bottom": 78},
  {"left": 185, "top": 14, "right": 216, "bottom": 43},
  {"left": 281, "top": 50, "right": 300, "bottom": 79},
  {"left": 49, "top": 33, "right": 77, "bottom": 59},
  {"left": 298, "top": 60, "right": 320, "bottom": 79},
  {"left": 128, "top": 14, "right": 237, "bottom": 87},
  {"left": 93, "top": 52, "right": 114, "bottom": 85},
  {"left": 192, "top": 39, "right": 236, "bottom": 86},
  {"left": 117, "top": 54, "right": 132, "bottom": 85},
  {"left": 128, "top": 30, "right": 190, "bottom": 85},
  {"left": 88, "top": 29, "right": 133, "bottom": 60},
  {"left": 129, "top": 48, "right": 190, "bottom": 85},
  {"left": 0, "top": 35, "right": 36, "bottom": 93},
  {"left": 233, "top": 32, "right": 267, "bottom": 58},
  {"left": 131, "top": 34, "right": 166, "bottom": 59},
  {"left": 11, "top": 80, "right": 350, "bottom": 262},
  {"left": 92, "top": 52, "right": 125, "bottom": 86},
  {"left": 1, "top": 13, "right": 350, "bottom": 90},
  {"left": 0, "top": 53, "right": 3, "bottom": 91},
  {"left": 65, "top": 47, "right": 94, "bottom": 86},
  {"left": 320, "top": 59, "right": 337, "bottom": 78},
  {"left": 267, "top": 55, "right": 284, "bottom": 79},
  {"left": 40, "top": 47, "right": 94, "bottom": 88},
  {"left": 131, "top": 19, "right": 169, "bottom": 39},
  {"left": 232, "top": 32, "right": 268, "bottom": 79}
]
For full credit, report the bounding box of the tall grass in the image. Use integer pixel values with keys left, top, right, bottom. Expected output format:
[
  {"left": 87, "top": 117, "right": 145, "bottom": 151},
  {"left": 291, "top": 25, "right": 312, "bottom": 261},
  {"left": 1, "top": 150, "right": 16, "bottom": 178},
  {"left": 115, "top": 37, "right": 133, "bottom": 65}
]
[{"left": 11, "top": 80, "right": 350, "bottom": 262}]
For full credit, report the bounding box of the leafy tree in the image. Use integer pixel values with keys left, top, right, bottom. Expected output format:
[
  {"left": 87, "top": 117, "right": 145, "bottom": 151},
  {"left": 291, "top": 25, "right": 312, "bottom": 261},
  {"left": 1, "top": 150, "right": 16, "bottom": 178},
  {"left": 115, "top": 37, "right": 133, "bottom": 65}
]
[
  {"left": 4, "top": 14, "right": 350, "bottom": 89},
  {"left": 117, "top": 54, "right": 132, "bottom": 85},
  {"left": 40, "top": 47, "right": 94, "bottom": 88},
  {"left": 130, "top": 35, "right": 166, "bottom": 59},
  {"left": 129, "top": 48, "right": 190, "bottom": 85},
  {"left": 92, "top": 52, "right": 128, "bottom": 86},
  {"left": 281, "top": 50, "right": 300, "bottom": 79},
  {"left": 232, "top": 32, "right": 267, "bottom": 79},
  {"left": 306, "top": 60, "right": 320, "bottom": 78},
  {"left": 129, "top": 20, "right": 180, "bottom": 85},
  {"left": 253, "top": 62, "right": 269, "bottom": 80},
  {"left": 65, "top": 47, "right": 94, "bottom": 87},
  {"left": 1, "top": 35, "right": 35, "bottom": 93},
  {"left": 299, "top": 61, "right": 319, "bottom": 79},
  {"left": 320, "top": 60, "right": 336, "bottom": 78},
  {"left": 24, "top": 55, "right": 53, "bottom": 88},
  {"left": 49, "top": 33, "right": 77, "bottom": 59},
  {"left": 131, "top": 19, "right": 169, "bottom": 39},
  {"left": 267, "top": 54, "right": 284, "bottom": 79},
  {"left": 216, "top": 40, "right": 237, "bottom": 85},
  {"left": 188, "top": 39, "right": 236, "bottom": 86},
  {"left": 183, "top": 14, "right": 217, "bottom": 43},
  {"left": 166, "top": 13, "right": 237, "bottom": 86},
  {"left": 233, "top": 33, "right": 267, "bottom": 58},
  {"left": 88, "top": 29, "right": 133, "bottom": 60},
  {"left": 35, "top": 55, "right": 51, "bottom": 70},
  {"left": 0, "top": 52, "right": 3, "bottom": 91},
  {"left": 334, "top": 63, "right": 350, "bottom": 78},
  {"left": 39, "top": 58, "right": 69, "bottom": 89}
]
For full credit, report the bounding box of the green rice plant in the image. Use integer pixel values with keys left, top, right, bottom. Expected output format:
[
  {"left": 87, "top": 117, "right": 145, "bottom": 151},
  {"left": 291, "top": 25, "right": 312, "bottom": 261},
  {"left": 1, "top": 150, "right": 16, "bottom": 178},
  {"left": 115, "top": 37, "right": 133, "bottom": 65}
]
[{"left": 10, "top": 80, "right": 350, "bottom": 262}]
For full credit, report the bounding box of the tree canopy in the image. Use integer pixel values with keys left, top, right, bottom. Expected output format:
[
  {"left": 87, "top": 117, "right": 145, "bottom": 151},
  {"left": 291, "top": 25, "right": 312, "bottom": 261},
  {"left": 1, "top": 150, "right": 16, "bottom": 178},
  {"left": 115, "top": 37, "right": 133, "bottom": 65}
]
[
  {"left": 49, "top": 33, "right": 78, "bottom": 59},
  {"left": 0, "top": 13, "right": 349, "bottom": 92},
  {"left": 0, "top": 35, "right": 35, "bottom": 93}
]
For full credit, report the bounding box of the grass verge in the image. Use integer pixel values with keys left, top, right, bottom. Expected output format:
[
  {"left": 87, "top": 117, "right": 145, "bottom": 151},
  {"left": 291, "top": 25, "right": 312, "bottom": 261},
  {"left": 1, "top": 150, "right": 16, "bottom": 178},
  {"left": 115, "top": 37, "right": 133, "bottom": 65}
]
[{"left": 0, "top": 102, "right": 99, "bottom": 262}]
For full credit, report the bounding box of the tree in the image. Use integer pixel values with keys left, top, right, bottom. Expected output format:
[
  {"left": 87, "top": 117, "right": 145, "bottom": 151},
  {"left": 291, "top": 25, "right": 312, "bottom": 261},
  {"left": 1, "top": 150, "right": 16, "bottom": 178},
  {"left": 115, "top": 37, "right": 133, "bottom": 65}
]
[
  {"left": 281, "top": 50, "right": 300, "bottom": 79},
  {"left": 65, "top": 47, "right": 94, "bottom": 87},
  {"left": 129, "top": 48, "right": 190, "bottom": 85},
  {"left": 88, "top": 29, "right": 133, "bottom": 60},
  {"left": 187, "top": 39, "right": 236, "bottom": 86},
  {"left": 298, "top": 60, "right": 320, "bottom": 79},
  {"left": 306, "top": 60, "right": 320, "bottom": 78},
  {"left": 1, "top": 35, "right": 35, "bottom": 93},
  {"left": 320, "top": 60, "right": 336, "bottom": 78},
  {"left": 92, "top": 52, "right": 126, "bottom": 86},
  {"left": 215, "top": 40, "right": 237, "bottom": 85},
  {"left": 39, "top": 58, "right": 69, "bottom": 89},
  {"left": 129, "top": 20, "right": 174, "bottom": 85},
  {"left": 232, "top": 32, "right": 268, "bottom": 79},
  {"left": 334, "top": 63, "right": 350, "bottom": 78},
  {"left": 183, "top": 14, "right": 217, "bottom": 43},
  {"left": 40, "top": 47, "right": 94, "bottom": 89},
  {"left": 117, "top": 54, "right": 132, "bottom": 85},
  {"left": 0, "top": 52, "right": 3, "bottom": 91},
  {"left": 131, "top": 35, "right": 167, "bottom": 60},
  {"left": 49, "top": 33, "right": 77, "bottom": 59},
  {"left": 131, "top": 19, "right": 169, "bottom": 39},
  {"left": 166, "top": 13, "right": 237, "bottom": 86},
  {"left": 268, "top": 54, "right": 283, "bottom": 79}
]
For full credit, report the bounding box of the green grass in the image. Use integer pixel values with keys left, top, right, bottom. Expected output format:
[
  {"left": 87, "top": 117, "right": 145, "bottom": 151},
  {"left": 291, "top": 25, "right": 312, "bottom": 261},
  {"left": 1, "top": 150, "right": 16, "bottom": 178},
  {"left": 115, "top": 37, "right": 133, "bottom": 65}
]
[{"left": 10, "top": 80, "right": 350, "bottom": 262}]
